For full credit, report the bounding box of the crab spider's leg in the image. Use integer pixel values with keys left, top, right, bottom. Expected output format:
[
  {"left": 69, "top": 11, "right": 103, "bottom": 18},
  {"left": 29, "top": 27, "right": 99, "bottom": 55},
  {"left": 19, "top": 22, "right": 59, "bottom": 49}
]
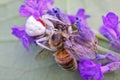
[
  {"left": 36, "top": 37, "right": 55, "bottom": 51},
  {"left": 42, "top": 18, "right": 54, "bottom": 29},
  {"left": 42, "top": 14, "right": 66, "bottom": 25},
  {"left": 36, "top": 36, "right": 48, "bottom": 44}
]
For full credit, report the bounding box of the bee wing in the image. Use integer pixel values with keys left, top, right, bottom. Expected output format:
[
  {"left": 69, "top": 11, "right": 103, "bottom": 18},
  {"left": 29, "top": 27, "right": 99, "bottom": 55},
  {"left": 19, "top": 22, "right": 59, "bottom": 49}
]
[
  {"left": 65, "top": 40, "right": 96, "bottom": 61},
  {"left": 35, "top": 49, "right": 46, "bottom": 61}
]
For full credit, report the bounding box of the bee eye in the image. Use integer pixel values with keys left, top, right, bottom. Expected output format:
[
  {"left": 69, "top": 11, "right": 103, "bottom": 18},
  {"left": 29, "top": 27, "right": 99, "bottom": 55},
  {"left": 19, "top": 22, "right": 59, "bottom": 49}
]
[{"left": 52, "top": 34, "right": 58, "bottom": 40}]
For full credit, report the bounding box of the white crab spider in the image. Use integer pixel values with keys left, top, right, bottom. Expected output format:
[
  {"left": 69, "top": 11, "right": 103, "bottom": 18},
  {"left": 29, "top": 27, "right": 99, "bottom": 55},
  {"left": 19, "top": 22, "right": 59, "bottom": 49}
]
[
  {"left": 25, "top": 14, "right": 72, "bottom": 51},
  {"left": 25, "top": 16, "right": 46, "bottom": 36},
  {"left": 25, "top": 14, "right": 66, "bottom": 36}
]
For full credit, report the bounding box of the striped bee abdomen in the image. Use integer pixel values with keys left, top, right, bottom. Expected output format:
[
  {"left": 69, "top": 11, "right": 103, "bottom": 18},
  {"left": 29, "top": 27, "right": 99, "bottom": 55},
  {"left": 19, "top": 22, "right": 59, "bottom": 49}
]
[{"left": 54, "top": 49, "right": 77, "bottom": 71}]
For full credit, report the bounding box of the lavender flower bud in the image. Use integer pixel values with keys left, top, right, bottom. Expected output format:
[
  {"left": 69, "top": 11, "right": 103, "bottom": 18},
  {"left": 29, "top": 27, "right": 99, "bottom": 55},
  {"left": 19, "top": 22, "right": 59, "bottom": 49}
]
[
  {"left": 68, "top": 8, "right": 90, "bottom": 25},
  {"left": 47, "top": 8, "right": 71, "bottom": 25},
  {"left": 99, "top": 12, "right": 120, "bottom": 52},
  {"left": 101, "top": 62, "right": 120, "bottom": 73},
  {"left": 96, "top": 52, "right": 120, "bottom": 62}
]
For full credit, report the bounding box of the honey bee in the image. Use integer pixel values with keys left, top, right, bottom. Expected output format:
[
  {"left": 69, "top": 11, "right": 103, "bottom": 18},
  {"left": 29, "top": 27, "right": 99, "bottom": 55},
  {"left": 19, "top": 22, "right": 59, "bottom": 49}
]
[
  {"left": 34, "top": 9, "right": 97, "bottom": 71},
  {"left": 35, "top": 25, "right": 97, "bottom": 71},
  {"left": 54, "top": 49, "right": 77, "bottom": 71},
  {"left": 36, "top": 29, "right": 78, "bottom": 71}
]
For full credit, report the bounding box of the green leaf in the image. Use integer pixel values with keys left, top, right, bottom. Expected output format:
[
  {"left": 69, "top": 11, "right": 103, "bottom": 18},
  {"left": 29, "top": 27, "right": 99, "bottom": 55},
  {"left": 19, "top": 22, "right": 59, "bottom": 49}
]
[{"left": 1, "top": 0, "right": 120, "bottom": 80}]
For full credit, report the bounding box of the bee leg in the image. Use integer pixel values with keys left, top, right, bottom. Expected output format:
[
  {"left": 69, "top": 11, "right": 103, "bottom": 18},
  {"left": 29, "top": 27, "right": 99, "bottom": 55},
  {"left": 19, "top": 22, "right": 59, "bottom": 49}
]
[
  {"left": 68, "top": 25, "right": 72, "bottom": 34},
  {"left": 38, "top": 48, "right": 46, "bottom": 55},
  {"left": 36, "top": 37, "right": 55, "bottom": 51}
]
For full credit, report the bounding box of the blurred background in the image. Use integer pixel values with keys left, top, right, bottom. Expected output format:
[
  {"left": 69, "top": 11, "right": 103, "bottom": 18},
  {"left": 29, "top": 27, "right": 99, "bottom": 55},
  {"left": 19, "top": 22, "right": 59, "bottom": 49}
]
[{"left": 0, "top": 0, "right": 120, "bottom": 80}]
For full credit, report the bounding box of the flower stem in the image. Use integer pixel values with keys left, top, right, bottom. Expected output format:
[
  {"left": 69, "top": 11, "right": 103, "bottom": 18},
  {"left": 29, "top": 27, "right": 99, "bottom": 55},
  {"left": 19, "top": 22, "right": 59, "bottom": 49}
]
[
  {"left": 97, "top": 45, "right": 119, "bottom": 54},
  {"left": 98, "top": 46, "right": 120, "bottom": 73}
]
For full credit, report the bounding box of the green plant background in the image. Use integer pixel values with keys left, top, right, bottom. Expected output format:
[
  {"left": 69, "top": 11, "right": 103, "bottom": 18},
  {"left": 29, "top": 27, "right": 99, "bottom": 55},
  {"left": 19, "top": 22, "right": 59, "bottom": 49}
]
[{"left": 0, "top": 0, "right": 120, "bottom": 80}]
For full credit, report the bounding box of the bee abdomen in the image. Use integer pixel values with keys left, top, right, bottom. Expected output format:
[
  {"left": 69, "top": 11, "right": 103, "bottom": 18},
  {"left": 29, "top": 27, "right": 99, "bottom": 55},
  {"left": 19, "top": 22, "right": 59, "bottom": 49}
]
[{"left": 54, "top": 50, "right": 77, "bottom": 71}]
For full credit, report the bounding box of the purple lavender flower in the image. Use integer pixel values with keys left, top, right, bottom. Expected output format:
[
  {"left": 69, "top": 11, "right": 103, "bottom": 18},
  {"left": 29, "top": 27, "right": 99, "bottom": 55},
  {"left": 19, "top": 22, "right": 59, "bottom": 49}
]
[
  {"left": 19, "top": 0, "right": 54, "bottom": 18},
  {"left": 99, "top": 12, "right": 120, "bottom": 52},
  {"left": 75, "top": 18, "right": 95, "bottom": 42},
  {"left": 67, "top": 8, "right": 95, "bottom": 42},
  {"left": 78, "top": 59, "right": 104, "bottom": 80},
  {"left": 47, "top": 8, "right": 71, "bottom": 25},
  {"left": 96, "top": 52, "right": 120, "bottom": 62},
  {"left": 101, "top": 62, "right": 120, "bottom": 73},
  {"left": 78, "top": 59, "right": 120, "bottom": 80},
  {"left": 12, "top": 25, "right": 34, "bottom": 51},
  {"left": 47, "top": 8, "right": 61, "bottom": 17},
  {"left": 68, "top": 8, "right": 90, "bottom": 25}
]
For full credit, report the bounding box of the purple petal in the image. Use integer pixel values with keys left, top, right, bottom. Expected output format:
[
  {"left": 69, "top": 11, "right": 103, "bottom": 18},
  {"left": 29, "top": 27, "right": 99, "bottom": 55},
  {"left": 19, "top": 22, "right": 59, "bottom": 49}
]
[
  {"left": 38, "top": 0, "right": 54, "bottom": 10},
  {"left": 76, "top": 9, "right": 90, "bottom": 26},
  {"left": 75, "top": 18, "right": 95, "bottom": 42},
  {"left": 68, "top": 15, "right": 75, "bottom": 25},
  {"left": 76, "top": 8, "right": 90, "bottom": 19},
  {"left": 78, "top": 59, "right": 104, "bottom": 80},
  {"left": 25, "top": 0, "right": 37, "bottom": 8},
  {"left": 103, "top": 12, "right": 119, "bottom": 28},
  {"left": 19, "top": 0, "right": 54, "bottom": 18},
  {"left": 67, "top": 8, "right": 90, "bottom": 25},
  {"left": 110, "top": 39, "right": 120, "bottom": 52},
  {"left": 105, "top": 52, "right": 120, "bottom": 62},
  {"left": 47, "top": 8, "right": 71, "bottom": 25},
  {"left": 99, "top": 26, "right": 117, "bottom": 41},
  {"left": 11, "top": 25, "right": 34, "bottom": 51},
  {"left": 19, "top": 5, "right": 33, "bottom": 17}
]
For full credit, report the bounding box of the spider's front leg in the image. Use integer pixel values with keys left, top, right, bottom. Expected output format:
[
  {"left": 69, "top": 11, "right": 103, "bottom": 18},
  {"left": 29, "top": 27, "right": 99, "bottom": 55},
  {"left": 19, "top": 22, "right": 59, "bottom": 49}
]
[{"left": 35, "top": 36, "right": 55, "bottom": 51}]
